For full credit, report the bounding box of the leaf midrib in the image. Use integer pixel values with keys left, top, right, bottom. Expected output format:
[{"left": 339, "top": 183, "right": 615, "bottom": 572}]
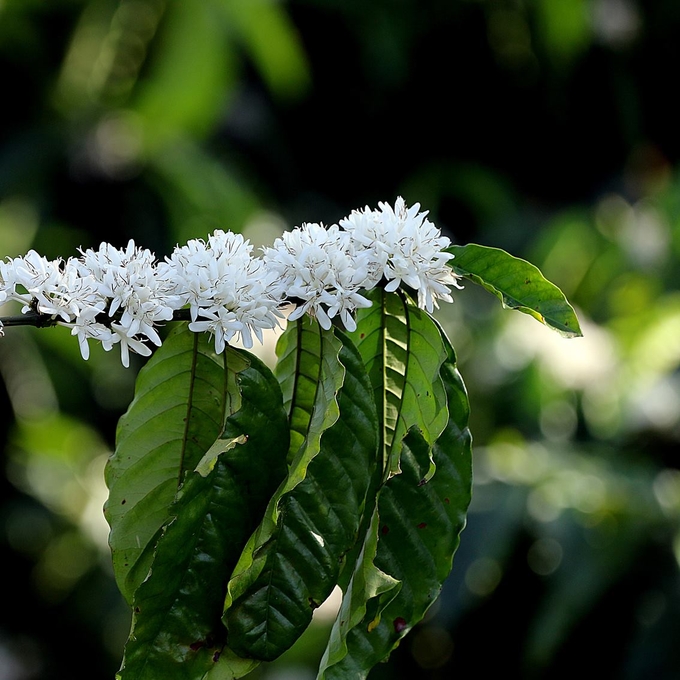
[
  {"left": 380, "top": 291, "right": 412, "bottom": 481},
  {"left": 261, "top": 319, "right": 326, "bottom": 652},
  {"left": 177, "top": 332, "right": 200, "bottom": 489}
]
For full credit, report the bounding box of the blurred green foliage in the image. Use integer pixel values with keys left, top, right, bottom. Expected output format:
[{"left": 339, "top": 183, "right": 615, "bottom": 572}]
[{"left": 2, "top": 0, "right": 680, "bottom": 678}]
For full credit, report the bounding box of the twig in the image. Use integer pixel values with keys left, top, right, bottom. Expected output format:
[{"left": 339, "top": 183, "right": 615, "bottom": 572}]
[
  {"left": 0, "top": 312, "right": 60, "bottom": 328},
  {"left": 0, "top": 307, "right": 195, "bottom": 330}
]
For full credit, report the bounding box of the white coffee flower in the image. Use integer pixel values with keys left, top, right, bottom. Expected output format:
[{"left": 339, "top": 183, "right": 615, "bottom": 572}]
[
  {"left": 340, "top": 196, "right": 463, "bottom": 313},
  {"left": 75, "top": 240, "right": 181, "bottom": 365},
  {"left": 263, "top": 222, "right": 372, "bottom": 332},
  {"left": 0, "top": 197, "right": 463, "bottom": 364},
  {"left": 165, "top": 230, "right": 281, "bottom": 352},
  {"left": 68, "top": 305, "right": 110, "bottom": 362},
  {"left": 0, "top": 251, "right": 101, "bottom": 324},
  {"left": 2, "top": 250, "right": 63, "bottom": 312},
  {"left": 109, "top": 324, "right": 154, "bottom": 368}
]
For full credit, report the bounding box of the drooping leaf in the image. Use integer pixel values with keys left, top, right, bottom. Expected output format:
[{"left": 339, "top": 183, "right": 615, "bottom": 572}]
[
  {"left": 319, "top": 327, "right": 473, "bottom": 679},
  {"left": 105, "top": 324, "right": 248, "bottom": 604},
  {"left": 117, "top": 350, "right": 289, "bottom": 680},
  {"left": 224, "top": 320, "right": 379, "bottom": 662},
  {"left": 447, "top": 243, "right": 583, "bottom": 337},
  {"left": 317, "top": 505, "right": 401, "bottom": 678},
  {"left": 352, "top": 288, "right": 449, "bottom": 480}
]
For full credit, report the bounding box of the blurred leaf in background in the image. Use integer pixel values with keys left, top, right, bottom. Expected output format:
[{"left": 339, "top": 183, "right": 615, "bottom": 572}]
[{"left": 1, "top": 1, "right": 310, "bottom": 676}]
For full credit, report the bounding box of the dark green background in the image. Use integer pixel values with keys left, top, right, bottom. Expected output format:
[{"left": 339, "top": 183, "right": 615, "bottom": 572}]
[{"left": 2, "top": 1, "right": 680, "bottom": 678}]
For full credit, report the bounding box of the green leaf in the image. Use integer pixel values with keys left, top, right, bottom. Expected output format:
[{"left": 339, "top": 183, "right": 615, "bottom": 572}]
[
  {"left": 274, "top": 315, "right": 339, "bottom": 463},
  {"left": 105, "top": 324, "right": 249, "bottom": 604},
  {"left": 319, "top": 327, "right": 473, "bottom": 679},
  {"left": 132, "top": 1, "right": 238, "bottom": 147},
  {"left": 195, "top": 434, "right": 248, "bottom": 478},
  {"left": 214, "top": 0, "right": 311, "bottom": 101},
  {"left": 447, "top": 243, "right": 583, "bottom": 337},
  {"left": 317, "top": 506, "right": 401, "bottom": 678},
  {"left": 352, "top": 288, "right": 449, "bottom": 480},
  {"left": 224, "top": 320, "right": 379, "bottom": 662},
  {"left": 117, "top": 349, "right": 289, "bottom": 680},
  {"left": 149, "top": 141, "right": 261, "bottom": 247}
]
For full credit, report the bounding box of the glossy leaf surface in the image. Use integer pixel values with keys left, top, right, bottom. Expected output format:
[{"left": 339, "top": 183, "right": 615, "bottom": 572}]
[
  {"left": 316, "top": 505, "right": 400, "bottom": 678},
  {"left": 319, "top": 328, "right": 473, "bottom": 679},
  {"left": 224, "top": 321, "right": 379, "bottom": 661},
  {"left": 117, "top": 350, "right": 289, "bottom": 680},
  {"left": 448, "top": 243, "right": 582, "bottom": 337},
  {"left": 353, "top": 288, "right": 449, "bottom": 480},
  {"left": 106, "top": 325, "right": 241, "bottom": 603}
]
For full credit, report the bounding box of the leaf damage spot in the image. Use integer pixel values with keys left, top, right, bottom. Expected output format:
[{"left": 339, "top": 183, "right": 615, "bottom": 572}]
[
  {"left": 417, "top": 522, "right": 427, "bottom": 529},
  {"left": 196, "top": 434, "right": 248, "bottom": 476},
  {"left": 394, "top": 617, "right": 408, "bottom": 634}
]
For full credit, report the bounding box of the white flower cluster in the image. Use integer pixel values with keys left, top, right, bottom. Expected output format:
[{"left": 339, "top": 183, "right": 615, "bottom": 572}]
[
  {"left": 263, "top": 222, "right": 373, "bottom": 332},
  {"left": 263, "top": 196, "right": 462, "bottom": 329},
  {"left": 340, "top": 198, "right": 463, "bottom": 313},
  {"left": 163, "top": 231, "right": 281, "bottom": 354},
  {"left": 0, "top": 241, "right": 182, "bottom": 367},
  {"left": 0, "top": 198, "right": 462, "bottom": 366}
]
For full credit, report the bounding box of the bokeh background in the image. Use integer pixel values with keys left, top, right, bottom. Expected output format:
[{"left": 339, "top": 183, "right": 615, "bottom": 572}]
[{"left": 2, "top": 1, "right": 680, "bottom": 678}]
